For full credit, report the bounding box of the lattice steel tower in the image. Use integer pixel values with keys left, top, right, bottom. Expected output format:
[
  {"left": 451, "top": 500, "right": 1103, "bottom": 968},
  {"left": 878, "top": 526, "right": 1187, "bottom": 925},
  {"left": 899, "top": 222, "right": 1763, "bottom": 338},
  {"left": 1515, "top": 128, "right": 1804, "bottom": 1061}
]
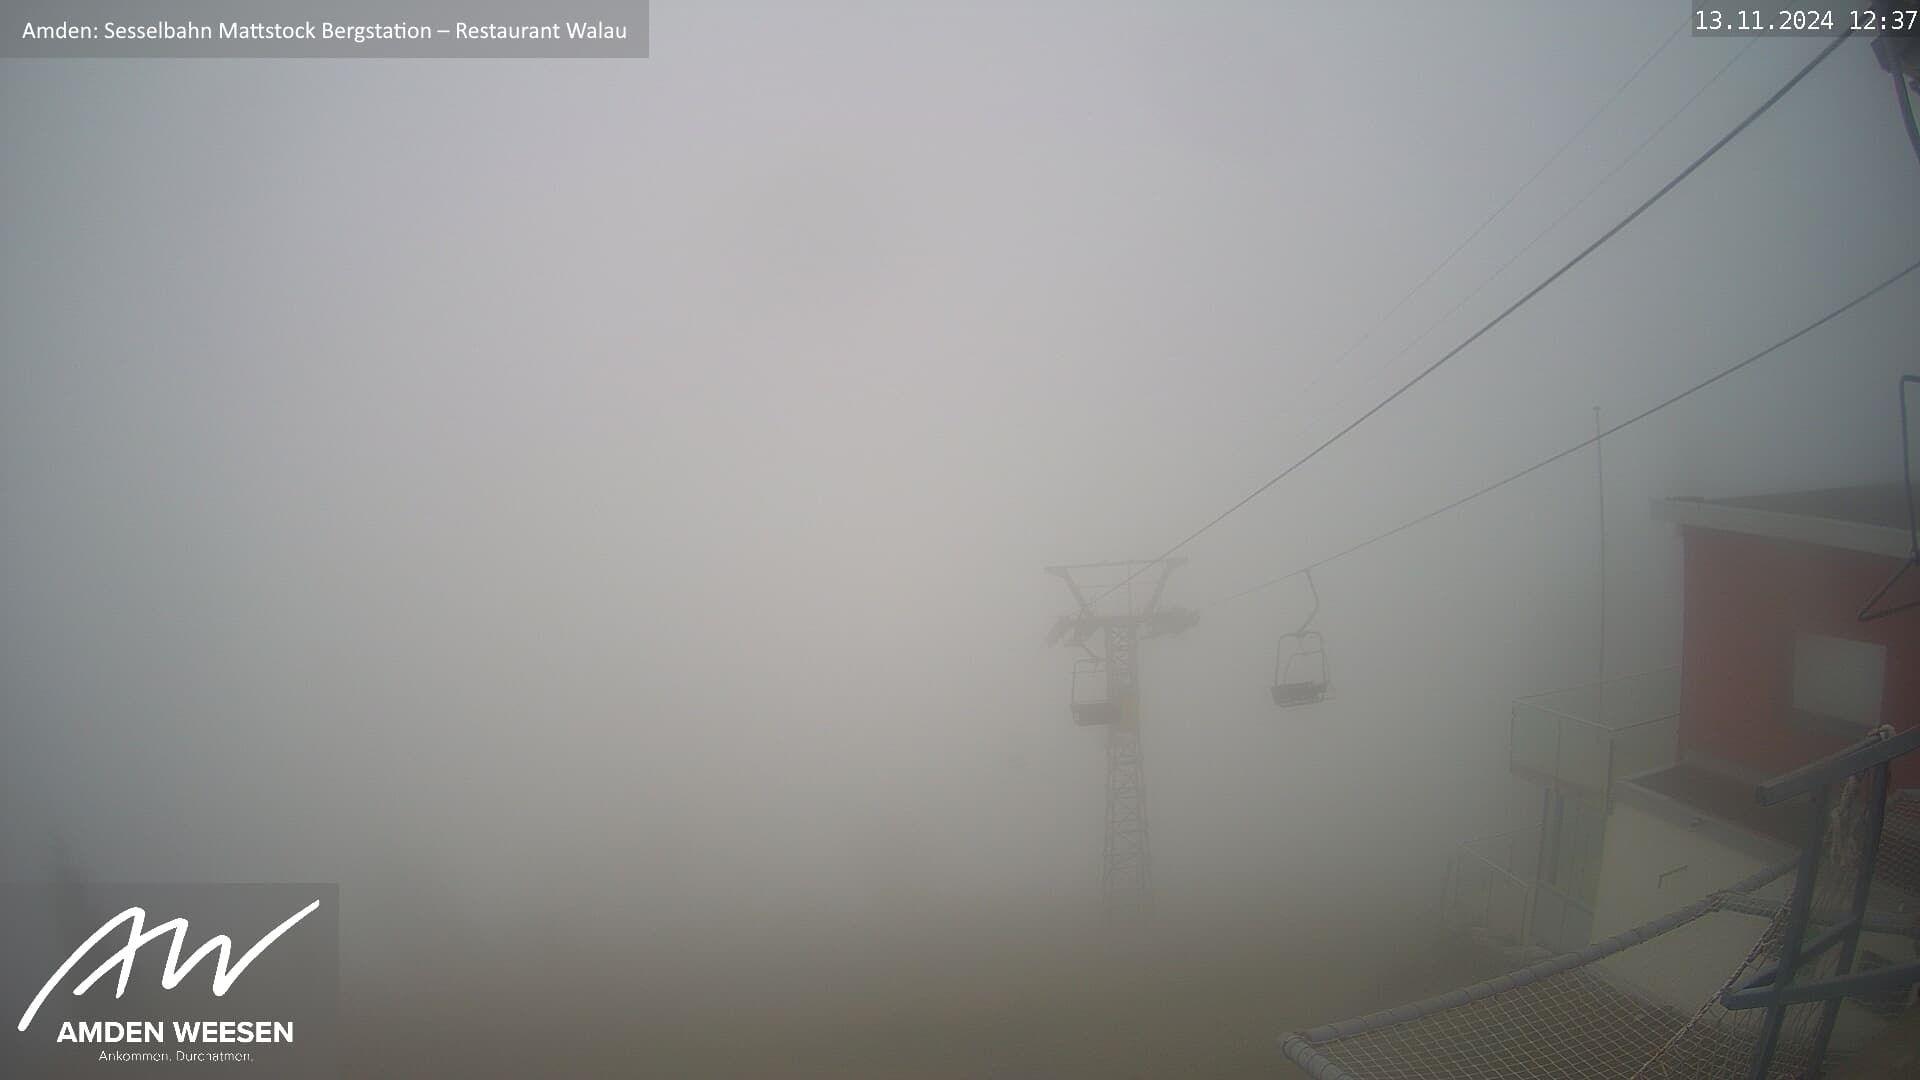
[{"left": 1046, "top": 559, "right": 1198, "bottom": 923}]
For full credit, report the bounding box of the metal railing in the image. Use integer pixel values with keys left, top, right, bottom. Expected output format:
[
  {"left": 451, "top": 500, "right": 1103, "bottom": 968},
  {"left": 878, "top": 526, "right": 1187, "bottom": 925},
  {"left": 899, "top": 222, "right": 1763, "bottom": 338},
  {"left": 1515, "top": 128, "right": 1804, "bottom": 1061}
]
[
  {"left": 1722, "top": 725, "right": 1920, "bottom": 1077},
  {"left": 1528, "top": 879, "right": 1596, "bottom": 954},
  {"left": 1445, "top": 825, "right": 1542, "bottom": 948},
  {"left": 1446, "top": 823, "right": 1603, "bottom": 953},
  {"left": 1509, "top": 666, "right": 1681, "bottom": 802}
]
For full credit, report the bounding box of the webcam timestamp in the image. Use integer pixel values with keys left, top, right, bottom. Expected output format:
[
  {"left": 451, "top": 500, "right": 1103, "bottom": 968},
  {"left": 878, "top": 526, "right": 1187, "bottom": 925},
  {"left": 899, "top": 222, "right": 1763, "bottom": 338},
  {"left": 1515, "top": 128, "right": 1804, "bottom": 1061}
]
[{"left": 1692, "top": 7, "right": 1917, "bottom": 33}]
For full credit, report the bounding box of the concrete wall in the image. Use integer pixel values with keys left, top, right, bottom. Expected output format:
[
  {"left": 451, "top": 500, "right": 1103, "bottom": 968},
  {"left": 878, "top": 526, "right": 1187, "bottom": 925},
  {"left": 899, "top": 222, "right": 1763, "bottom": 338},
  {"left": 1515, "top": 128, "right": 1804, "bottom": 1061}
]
[
  {"left": 1590, "top": 793, "right": 1910, "bottom": 1049},
  {"left": 1592, "top": 797, "right": 1781, "bottom": 942},
  {"left": 1589, "top": 798, "right": 1785, "bottom": 1008}
]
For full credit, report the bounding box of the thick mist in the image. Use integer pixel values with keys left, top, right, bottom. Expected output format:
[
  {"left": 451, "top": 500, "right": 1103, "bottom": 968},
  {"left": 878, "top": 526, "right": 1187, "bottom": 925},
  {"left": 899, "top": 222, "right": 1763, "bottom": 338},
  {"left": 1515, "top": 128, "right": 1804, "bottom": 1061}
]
[{"left": 5, "top": 2, "right": 1919, "bottom": 1075}]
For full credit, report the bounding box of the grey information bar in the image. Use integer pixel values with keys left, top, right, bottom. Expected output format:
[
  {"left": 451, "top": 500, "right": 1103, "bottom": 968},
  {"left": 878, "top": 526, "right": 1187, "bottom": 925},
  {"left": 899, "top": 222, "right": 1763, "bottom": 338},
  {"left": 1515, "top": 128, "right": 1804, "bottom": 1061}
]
[{"left": 4, "top": 0, "right": 649, "bottom": 57}]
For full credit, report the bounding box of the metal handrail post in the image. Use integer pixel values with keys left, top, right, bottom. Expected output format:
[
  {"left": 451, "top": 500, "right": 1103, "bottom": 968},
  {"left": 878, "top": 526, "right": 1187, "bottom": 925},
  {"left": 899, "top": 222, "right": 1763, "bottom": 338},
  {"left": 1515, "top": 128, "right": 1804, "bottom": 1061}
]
[
  {"left": 1807, "top": 760, "right": 1892, "bottom": 1066},
  {"left": 1748, "top": 782, "right": 1831, "bottom": 1080}
]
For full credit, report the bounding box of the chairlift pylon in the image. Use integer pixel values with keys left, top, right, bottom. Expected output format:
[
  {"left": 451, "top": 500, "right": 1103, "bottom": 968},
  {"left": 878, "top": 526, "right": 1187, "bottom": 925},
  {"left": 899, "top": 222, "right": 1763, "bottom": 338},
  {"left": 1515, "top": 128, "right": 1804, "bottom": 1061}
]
[{"left": 1272, "top": 570, "right": 1332, "bottom": 708}]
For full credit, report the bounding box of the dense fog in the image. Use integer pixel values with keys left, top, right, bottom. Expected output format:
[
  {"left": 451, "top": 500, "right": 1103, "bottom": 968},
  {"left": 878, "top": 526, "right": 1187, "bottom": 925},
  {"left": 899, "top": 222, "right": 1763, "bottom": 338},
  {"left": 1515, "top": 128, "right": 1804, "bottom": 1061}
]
[{"left": 5, "top": 2, "right": 1918, "bottom": 1074}]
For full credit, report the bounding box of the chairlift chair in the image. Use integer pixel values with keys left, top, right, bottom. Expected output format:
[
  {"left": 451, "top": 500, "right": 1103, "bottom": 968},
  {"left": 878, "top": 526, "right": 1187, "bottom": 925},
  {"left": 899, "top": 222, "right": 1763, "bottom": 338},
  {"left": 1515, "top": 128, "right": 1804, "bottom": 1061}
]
[
  {"left": 1271, "top": 570, "right": 1332, "bottom": 708},
  {"left": 1070, "top": 657, "right": 1123, "bottom": 726},
  {"left": 1272, "top": 631, "right": 1331, "bottom": 707}
]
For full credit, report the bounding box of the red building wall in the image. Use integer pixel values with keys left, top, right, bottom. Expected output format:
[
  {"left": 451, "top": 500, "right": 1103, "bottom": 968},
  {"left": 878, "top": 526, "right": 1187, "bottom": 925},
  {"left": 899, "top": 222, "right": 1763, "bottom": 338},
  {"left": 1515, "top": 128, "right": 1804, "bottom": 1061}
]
[{"left": 1679, "top": 527, "right": 1920, "bottom": 789}]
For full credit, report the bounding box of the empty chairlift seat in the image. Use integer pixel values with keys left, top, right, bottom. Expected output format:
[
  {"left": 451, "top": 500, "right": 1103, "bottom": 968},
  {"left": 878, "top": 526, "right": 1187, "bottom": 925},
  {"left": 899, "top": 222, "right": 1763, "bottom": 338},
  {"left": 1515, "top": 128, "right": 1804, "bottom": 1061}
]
[
  {"left": 1272, "top": 570, "right": 1332, "bottom": 709},
  {"left": 1272, "top": 630, "right": 1330, "bottom": 707},
  {"left": 1070, "top": 657, "right": 1125, "bottom": 726}
]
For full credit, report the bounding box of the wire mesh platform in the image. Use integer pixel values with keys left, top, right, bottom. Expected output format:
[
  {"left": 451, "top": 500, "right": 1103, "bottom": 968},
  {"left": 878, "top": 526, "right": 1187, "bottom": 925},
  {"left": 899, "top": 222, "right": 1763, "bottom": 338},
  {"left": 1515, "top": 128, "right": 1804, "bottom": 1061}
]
[
  {"left": 1283, "top": 784, "right": 1920, "bottom": 1080},
  {"left": 1282, "top": 868, "right": 1790, "bottom": 1079}
]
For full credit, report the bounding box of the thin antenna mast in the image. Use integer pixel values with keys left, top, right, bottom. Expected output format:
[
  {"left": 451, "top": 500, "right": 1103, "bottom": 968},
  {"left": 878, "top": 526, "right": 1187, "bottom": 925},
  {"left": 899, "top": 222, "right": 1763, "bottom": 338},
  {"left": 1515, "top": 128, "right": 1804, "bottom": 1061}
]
[{"left": 1595, "top": 405, "right": 1607, "bottom": 716}]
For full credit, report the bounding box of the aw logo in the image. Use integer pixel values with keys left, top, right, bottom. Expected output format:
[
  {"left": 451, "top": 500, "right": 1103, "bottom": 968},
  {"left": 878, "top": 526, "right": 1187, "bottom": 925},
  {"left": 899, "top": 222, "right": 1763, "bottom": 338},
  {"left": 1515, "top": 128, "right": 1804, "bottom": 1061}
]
[{"left": 1, "top": 883, "right": 338, "bottom": 1077}]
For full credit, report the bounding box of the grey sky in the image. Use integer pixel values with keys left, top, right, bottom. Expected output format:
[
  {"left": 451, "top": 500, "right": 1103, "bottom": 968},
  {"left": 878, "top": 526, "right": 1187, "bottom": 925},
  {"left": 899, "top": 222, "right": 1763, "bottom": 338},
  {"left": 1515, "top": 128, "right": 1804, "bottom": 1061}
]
[{"left": 3, "top": 0, "right": 1918, "bottom": 961}]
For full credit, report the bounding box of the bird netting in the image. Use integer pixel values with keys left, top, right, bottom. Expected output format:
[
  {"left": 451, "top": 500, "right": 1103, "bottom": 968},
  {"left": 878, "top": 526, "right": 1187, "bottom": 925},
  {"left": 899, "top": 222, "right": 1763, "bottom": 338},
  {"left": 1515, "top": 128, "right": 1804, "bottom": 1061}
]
[
  {"left": 1281, "top": 781, "right": 1920, "bottom": 1080},
  {"left": 1873, "top": 787, "right": 1920, "bottom": 902}
]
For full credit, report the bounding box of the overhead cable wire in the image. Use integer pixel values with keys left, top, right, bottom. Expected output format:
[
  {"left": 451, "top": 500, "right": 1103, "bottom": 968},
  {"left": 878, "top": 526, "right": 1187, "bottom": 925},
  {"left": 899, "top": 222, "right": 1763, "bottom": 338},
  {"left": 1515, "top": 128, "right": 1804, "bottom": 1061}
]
[
  {"left": 1285, "top": 25, "right": 1686, "bottom": 415},
  {"left": 1310, "top": 34, "right": 1760, "bottom": 429},
  {"left": 1083, "top": 31, "right": 1853, "bottom": 612},
  {"left": 1201, "top": 254, "right": 1920, "bottom": 612}
]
